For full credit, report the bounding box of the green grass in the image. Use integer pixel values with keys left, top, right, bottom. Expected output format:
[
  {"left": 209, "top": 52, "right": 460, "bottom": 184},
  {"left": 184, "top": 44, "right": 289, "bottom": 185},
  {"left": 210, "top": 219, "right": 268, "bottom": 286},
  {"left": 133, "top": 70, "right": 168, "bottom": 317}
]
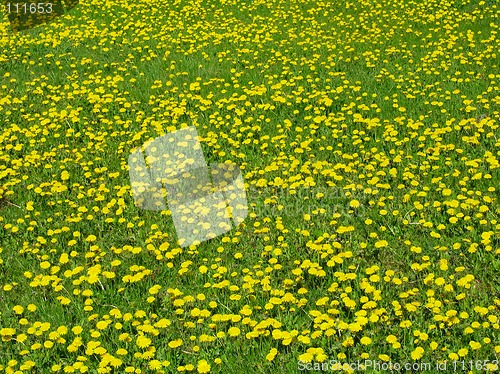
[{"left": 1, "top": 0, "right": 500, "bottom": 373}]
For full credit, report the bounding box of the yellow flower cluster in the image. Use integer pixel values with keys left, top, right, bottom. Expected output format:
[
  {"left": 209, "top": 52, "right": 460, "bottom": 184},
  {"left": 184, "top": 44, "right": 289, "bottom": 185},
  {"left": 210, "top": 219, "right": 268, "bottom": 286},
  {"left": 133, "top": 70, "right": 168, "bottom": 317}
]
[{"left": 0, "top": 0, "right": 499, "bottom": 372}]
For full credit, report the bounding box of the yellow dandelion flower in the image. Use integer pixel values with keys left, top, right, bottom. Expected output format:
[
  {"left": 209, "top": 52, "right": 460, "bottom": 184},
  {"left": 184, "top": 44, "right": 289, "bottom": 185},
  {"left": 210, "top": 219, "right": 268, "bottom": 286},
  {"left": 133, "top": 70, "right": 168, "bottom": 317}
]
[
  {"left": 197, "top": 360, "right": 211, "bottom": 373},
  {"left": 136, "top": 335, "right": 151, "bottom": 349},
  {"left": 228, "top": 327, "right": 241, "bottom": 337},
  {"left": 411, "top": 347, "right": 424, "bottom": 360},
  {"left": 266, "top": 348, "right": 278, "bottom": 361},
  {"left": 168, "top": 339, "right": 183, "bottom": 348},
  {"left": 360, "top": 336, "right": 372, "bottom": 345}
]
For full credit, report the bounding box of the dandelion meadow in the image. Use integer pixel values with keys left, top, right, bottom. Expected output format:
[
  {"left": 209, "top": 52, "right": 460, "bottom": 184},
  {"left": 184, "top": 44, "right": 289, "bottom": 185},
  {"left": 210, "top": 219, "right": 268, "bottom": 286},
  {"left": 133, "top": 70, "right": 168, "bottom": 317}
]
[{"left": 1, "top": 0, "right": 500, "bottom": 372}]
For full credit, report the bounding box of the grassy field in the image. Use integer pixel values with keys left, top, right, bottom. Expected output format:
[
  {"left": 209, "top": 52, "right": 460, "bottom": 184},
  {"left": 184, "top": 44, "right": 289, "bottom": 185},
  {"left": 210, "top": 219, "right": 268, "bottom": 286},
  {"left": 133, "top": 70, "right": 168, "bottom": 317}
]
[{"left": 1, "top": 0, "right": 500, "bottom": 372}]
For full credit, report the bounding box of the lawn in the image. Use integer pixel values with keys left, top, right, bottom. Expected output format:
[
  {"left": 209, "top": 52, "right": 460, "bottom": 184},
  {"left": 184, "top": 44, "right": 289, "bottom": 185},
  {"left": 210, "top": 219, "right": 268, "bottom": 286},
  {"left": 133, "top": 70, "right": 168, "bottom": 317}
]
[{"left": 0, "top": 0, "right": 499, "bottom": 372}]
